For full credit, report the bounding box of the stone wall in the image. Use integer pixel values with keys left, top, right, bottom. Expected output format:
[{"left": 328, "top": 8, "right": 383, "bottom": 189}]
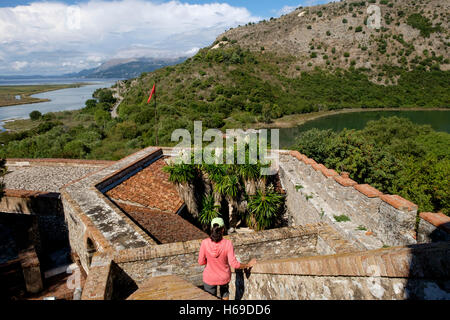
[
  {"left": 61, "top": 191, "right": 113, "bottom": 273},
  {"left": 80, "top": 254, "right": 113, "bottom": 300},
  {"left": 0, "top": 189, "right": 70, "bottom": 263},
  {"left": 80, "top": 222, "right": 361, "bottom": 300},
  {"left": 417, "top": 212, "right": 450, "bottom": 243},
  {"left": 229, "top": 241, "right": 450, "bottom": 300},
  {"left": 61, "top": 147, "right": 163, "bottom": 273},
  {"left": 0, "top": 189, "right": 62, "bottom": 215},
  {"left": 280, "top": 151, "right": 417, "bottom": 248},
  {"left": 115, "top": 225, "right": 322, "bottom": 288}
]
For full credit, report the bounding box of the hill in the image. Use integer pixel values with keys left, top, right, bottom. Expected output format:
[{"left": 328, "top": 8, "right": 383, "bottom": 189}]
[
  {"left": 220, "top": 0, "right": 449, "bottom": 82},
  {"left": 115, "top": 0, "right": 448, "bottom": 145},
  {"left": 67, "top": 57, "right": 188, "bottom": 79}
]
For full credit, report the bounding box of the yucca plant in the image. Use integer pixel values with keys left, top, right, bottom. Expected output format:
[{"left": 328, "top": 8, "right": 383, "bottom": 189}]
[
  {"left": 201, "top": 163, "right": 227, "bottom": 205},
  {"left": 199, "top": 194, "right": 221, "bottom": 227},
  {"left": 214, "top": 174, "right": 240, "bottom": 227},
  {"left": 163, "top": 163, "right": 196, "bottom": 184},
  {"left": 236, "top": 151, "right": 261, "bottom": 196},
  {"left": 163, "top": 163, "right": 199, "bottom": 216},
  {"left": 247, "top": 189, "right": 284, "bottom": 231}
]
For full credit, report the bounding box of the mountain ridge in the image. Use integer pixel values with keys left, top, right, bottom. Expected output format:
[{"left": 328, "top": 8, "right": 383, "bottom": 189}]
[
  {"left": 66, "top": 57, "right": 188, "bottom": 79},
  {"left": 216, "top": 0, "right": 448, "bottom": 83}
]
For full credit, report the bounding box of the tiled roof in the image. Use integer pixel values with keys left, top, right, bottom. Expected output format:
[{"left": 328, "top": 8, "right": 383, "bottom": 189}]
[
  {"left": 115, "top": 203, "right": 207, "bottom": 244},
  {"left": 105, "top": 157, "right": 183, "bottom": 213}
]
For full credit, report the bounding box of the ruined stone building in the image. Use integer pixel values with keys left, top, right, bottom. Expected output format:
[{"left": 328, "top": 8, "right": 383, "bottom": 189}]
[{"left": 0, "top": 147, "right": 449, "bottom": 300}]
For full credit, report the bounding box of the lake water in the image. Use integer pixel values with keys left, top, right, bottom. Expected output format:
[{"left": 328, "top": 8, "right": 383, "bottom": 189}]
[
  {"left": 0, "top": 78, "right": 116, "bottom": 129},
  {"left": 278, "top": 110, "right": 450, "bottom": 149}
]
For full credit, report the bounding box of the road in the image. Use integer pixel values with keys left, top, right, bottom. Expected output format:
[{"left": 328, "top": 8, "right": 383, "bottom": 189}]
[{"left": 111, "top": 81, "right": 125, "bottom": 118}]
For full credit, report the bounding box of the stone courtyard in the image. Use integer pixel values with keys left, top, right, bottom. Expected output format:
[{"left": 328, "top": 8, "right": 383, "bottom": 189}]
[{"left": 0, "top": 147, "right": 449, "bottom": 300}]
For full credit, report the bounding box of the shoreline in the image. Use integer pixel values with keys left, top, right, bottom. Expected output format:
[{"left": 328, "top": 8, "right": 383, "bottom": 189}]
[
  {"left": 0, "top": 83, "right": 90, "bottom": 108},
  {"left": 251, "top": 107, "right": 450, "bottom": 129}
]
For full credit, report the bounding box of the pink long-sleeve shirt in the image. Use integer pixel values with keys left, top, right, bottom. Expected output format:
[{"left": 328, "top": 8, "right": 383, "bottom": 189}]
[{"left": 198, "top": 238, "right": 241, "bottom": 285}]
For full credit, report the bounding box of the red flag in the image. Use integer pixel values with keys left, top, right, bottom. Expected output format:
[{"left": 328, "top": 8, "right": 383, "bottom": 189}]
[{"left": 147, "top": 83, "right": 156, "bottom": 103}]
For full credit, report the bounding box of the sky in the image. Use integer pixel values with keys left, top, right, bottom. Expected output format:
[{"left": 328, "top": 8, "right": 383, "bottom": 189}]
[{"left": 0, "top": 0, "right": 330, "bottom": 76}]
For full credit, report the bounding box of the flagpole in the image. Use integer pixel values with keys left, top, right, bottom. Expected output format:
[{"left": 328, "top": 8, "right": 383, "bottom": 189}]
[{"left": 154, "top": 84, "right": 158, "bottom": 146}]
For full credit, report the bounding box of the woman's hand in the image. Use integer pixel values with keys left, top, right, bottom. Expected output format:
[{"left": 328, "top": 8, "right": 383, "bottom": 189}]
[{"left": 246, "top": 258, "right": 257, "bottom": 269}]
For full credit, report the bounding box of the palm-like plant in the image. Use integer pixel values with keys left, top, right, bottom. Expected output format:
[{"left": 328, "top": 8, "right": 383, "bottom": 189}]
[
  {"left": 237, "top": 163, "right": 261, "bottom": 195},
  {"left": 201, "top": 163, "right": 227, "bottom": 205},
  {"left": 214, "top": 174, "right": 240, "bottom": 227},
  {"left": 163, "top": 163, "right": 199, "bottom": 216},
  {"left": 199, "top": 194, "right": 221, "bottom": 227},
  {"left": 247, "top": 189, "right": 284, "bottom": 231},
  {"left": 163, "top": 163, "right": 196, "bottom": 184}
]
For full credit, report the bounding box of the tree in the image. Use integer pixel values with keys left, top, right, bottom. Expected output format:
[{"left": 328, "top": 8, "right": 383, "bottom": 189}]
[
  {"left": 96, "top": 88, "right": 117, "bottom": 104},
  {"left": 94, "top": 109, "right": 111, "bottom": 128},
  {"left": 29, "top": 110, "right": 42, "bottom": 121},
  {"left": 84, "top": 99, "right": 97, "bottom": 110},
  {"left": 262, "top": 103, "right": 272, "bottom": 123}
]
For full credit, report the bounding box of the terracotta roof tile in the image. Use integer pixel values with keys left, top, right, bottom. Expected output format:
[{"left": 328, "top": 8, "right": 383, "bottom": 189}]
[
  {"left": 354, "top": 184, "right": 383, "bottom": 198},
  {"left": 115, "top": 203, "right": 207, "bottom": 244},
  {"left": 333, "top": 175, "right": 357, "bottom": 187},
  {"left": 105, "top": 157, "right": 183, "bottom": 214},
  {"left": 380, "top": 194, "right": 418, "bottom": 211},
  {"left": 419, "top": 212, "right": 450, "bottom": 233}
]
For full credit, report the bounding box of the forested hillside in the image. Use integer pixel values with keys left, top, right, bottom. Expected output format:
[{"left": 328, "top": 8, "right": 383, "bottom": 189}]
[{"left": 295, "top": 117, "right": 450, "bottom": 215}]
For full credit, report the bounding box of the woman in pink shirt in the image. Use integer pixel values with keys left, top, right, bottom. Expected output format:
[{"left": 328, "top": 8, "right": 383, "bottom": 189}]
[{"left": 198, "top": 217, "right": 256, "bottom": 300}]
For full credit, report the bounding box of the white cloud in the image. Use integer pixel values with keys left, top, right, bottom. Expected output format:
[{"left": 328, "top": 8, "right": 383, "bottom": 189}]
[
  {"left": 11, "top": 61, "right": 29, "bottom": 71},
  {"left": 273, "top": 1, "right": 329, "bottom": 17},
  {"left": 0, "top": 0, "right": 259, "bottom": 75},
  {"left": 276, "top": 5, "right": 299, "bottom": 16}
]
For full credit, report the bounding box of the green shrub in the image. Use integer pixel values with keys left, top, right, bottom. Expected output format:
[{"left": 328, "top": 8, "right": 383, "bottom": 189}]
[
  {"left": 29, "top": 110, "right": 42, "bottom": 121},
  {"left": 407, "top": 13, "right": 441, "bottom": 37},
  {"left": 334, "top": 214, "right": 351, "bottom": 222}
]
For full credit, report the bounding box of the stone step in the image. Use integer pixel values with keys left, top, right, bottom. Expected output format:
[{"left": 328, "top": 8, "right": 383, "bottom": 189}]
[{"left": 127, "top": 275, "right": 218, "bottom": 300}]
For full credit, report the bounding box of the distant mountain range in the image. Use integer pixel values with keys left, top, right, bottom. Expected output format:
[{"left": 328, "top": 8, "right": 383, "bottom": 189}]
[
  {"left": 65, "top": 57, "right": 188, "bottom": 79},
  {"left": 1, "top": 57, "right": 188, "bottom": 81}
]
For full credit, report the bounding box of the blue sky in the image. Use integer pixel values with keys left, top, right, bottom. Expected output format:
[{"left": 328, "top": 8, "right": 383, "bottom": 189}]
[
  {"left": 0, "top": 0, "right": 330, "bottom": 17},
  {"left": 0, "top": 0, "right": 331, "bottom": 75}
]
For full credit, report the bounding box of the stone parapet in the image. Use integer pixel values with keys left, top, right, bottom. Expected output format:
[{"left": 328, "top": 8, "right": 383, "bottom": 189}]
[
  {"left": 80, "top": 223, "right": 340, "bottom": 299},
  {"left": 417, "top": 212, "right": 450, "bottom": 243},
  {"left": 250, "top": 241, "right": 450, "bottom": 278},
  {"left": 113, "top": 224, "right": 328, "bottom": 287},
  {"left": 229, "top": 241, "right": 450, "bottom": 300},
  {"left": 279, "top": 152, "right": 418, "bottom": 247},
  {"left": 80, "top": 254, "right": 113, "bottom": 300}
]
